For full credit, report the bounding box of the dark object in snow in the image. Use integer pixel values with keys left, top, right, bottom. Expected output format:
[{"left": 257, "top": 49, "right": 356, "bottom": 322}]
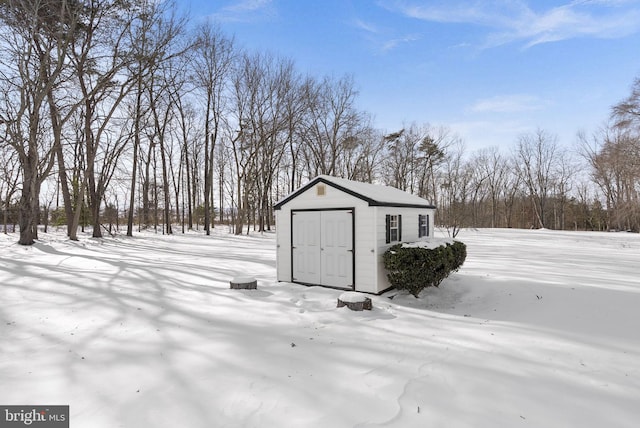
[
  {"left": 337, "top": 292, "right": 372, "bottom": 311},
  {"left": 230, "top": 276, "right": 257, "bottom": 290}
]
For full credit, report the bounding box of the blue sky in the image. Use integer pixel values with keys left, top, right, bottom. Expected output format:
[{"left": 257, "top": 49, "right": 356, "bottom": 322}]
[{"left": 185, "top": 0, "right": 640, "bottom": 152}]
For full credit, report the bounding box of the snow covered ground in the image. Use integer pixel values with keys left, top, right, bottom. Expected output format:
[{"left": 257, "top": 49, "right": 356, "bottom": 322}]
[{"left": 1, "top": 227, "right": 639, "bottom": 428}]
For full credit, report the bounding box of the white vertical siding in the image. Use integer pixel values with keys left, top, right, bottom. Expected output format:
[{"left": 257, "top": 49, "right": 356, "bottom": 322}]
[
  {"left": 276, "top": 208, "right": 292, "bottom": 282},
  {"left": 352, "top": 206, "right": 376, "bottom": 293}
]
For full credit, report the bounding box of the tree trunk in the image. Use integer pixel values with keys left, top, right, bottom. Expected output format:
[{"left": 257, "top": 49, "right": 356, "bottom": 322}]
[
  {"left": 160, "top": 135, "right": 172, "bottom": 234},
  {"left": 18, "top": 166, "right": 38, "bottom": 245},
  {"left": 127, "top": 85, "right": 144, "bottom": 237},
  {"left": 47, "top": 89, "right": 74, "bottom": 235}
]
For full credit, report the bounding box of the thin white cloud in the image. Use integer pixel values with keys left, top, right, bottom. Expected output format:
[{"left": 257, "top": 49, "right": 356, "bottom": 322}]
[
  {"left": 353, "top": 19, "right": 381, "bottom": 34},
  {"left": 446, "top": 118, "right": 535, "bottom": 149},
  {"left": 388, "top": 0, "right": 531, "bottom": 29},
  {"left": 507, "top": 1, "right": 640, "bottom": 48},
  {"left": 383, "top": 0, "right": 640, "bottom": 48},
  {"left": 381, "top": 34, "right": 421, "bottom": 51},
  {"left": 211, "top": 0, "right": 276, "bottom": 23},
  {"left": 352, "top": 16, "right": 420, "bottom": 52},
  {"left": 469, "top": 94, "right": 545, "bottom": 113},
  {"left": 226, "top": 0, "right": 271, "bottom": 12}
]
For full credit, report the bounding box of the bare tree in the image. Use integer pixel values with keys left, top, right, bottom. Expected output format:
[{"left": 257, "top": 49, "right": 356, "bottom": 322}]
[
  {"left": 300, "top": 74, "right": 361, "bottom": 177},
  {"left": 0, "top": 144, "right": 20, "bottom": 233},
  {"left": 416, "top": 126, "right": 450, "bottom": 202},
  {"left": 439, "top": 141, "right": 471, "bottom": 237},
  {"left": 612, "top": 77, "right": 640, "bottom": 130},
  {"left": 502, "top": 154, "right": 523, "bottom": 228},
  {"left": 148, "top": 65, "right": 178, "bottom": 234},
  {"left": 515, "top": 129, "right": 560, "bottom": 229},
  {"left": 0, "top": 0, "right": 84, "bottom": 244},
  {"left": 339, "top": 123, "right": 385, "bottom": 182},
  {"left": 382, "top": 128, "right": 414, "bottom": 192},
  {"left": 383, "top": 123, "right": 447, "bottom": 206},
  {"left": 579, "top": 125, "right": 640, "bottom": 231},
  {"left": 126, "top": 0, "right": 188, "bottom": 236},
  {"left": 253, "top": 56, "right": 300, "bottom": 232},
  {"left": 475, "top": 147, "right": 508, "bottom": 227},
  {"left": 192, "top": 22, "right": 235, "bottom": 235},
  {"left": 281, "top": 75, "right": 312, "bottom": 192},
  {"left": 228, "top": 52, "right": 293, "bottom": 234},
  {"left": 609, "top": 78, "right": 640, "bottom": 231},
  {"left": 551, "top": 149, "right": 576, "bottom": 230},
  {"left": 167, "top": 71, "right": 199, "bottom": 232},
  {"left": 67, "top": 0, "right": 147, "bottom": 239}
]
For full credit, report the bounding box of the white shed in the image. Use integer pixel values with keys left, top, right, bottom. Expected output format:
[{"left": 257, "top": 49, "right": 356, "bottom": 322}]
[{"left": 274, "top": 175, "right": 436, "bottom": 294}]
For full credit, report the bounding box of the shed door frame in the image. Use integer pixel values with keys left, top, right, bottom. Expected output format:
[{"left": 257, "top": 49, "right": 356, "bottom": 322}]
[{"left": 290, "top": 208, "right": 355, "bottom": 290}]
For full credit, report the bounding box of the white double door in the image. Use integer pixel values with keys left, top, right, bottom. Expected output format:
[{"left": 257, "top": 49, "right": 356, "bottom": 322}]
[{"left": 292, "top": 210, "right": 353, "bottom": 289}]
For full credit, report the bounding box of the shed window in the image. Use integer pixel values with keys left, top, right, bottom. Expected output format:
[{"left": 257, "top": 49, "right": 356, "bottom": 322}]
[
  {"left": 385, "top": 214, "right": 402, "bottom": 243},
  {"left": 316, "top": 184, "right": 326, "bottom": 196},
  {"left": 419, "top": 214, "right": 429, "bottom": 238}
]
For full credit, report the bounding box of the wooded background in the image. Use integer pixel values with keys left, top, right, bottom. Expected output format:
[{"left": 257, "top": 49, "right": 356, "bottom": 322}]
[{"left": 1, "top": 0, "right": 639, "bottom": 245}]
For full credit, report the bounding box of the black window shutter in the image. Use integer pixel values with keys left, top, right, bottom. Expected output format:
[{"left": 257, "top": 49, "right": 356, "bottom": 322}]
[
  {"left": 426, "top": 214, "right": 430, "bottom": 237},
  {"left": 385, "top": 215, "right": 390, "bottom": 244},
  {"left": 418, "top": 214, "right": 424, "bottom": 237},
  {"left": 398, "top": 215, "right": 402, "bottom": 241}
]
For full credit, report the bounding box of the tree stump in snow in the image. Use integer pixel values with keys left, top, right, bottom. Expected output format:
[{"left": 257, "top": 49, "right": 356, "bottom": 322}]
[
  {"left": 230, "top": 276, "right": 257, "bottom": 290},
  {"left": 337, "top": 292, "right": 372, "bottom": 311}
]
